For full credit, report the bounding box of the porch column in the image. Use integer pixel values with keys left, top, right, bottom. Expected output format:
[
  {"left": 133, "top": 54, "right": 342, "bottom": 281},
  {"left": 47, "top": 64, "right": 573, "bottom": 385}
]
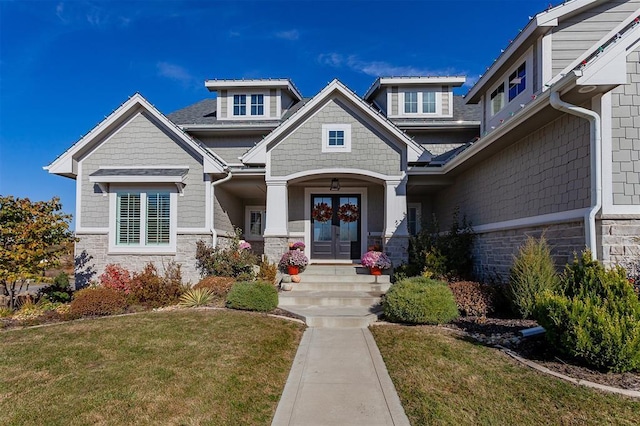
[
  {"left": 384, "top": 179, "right": 408, "bottom": 238},
  {"left": 384, "top": 178, "right": 409, "bottom": 265},
  {"left": 264, "top": 180, "right": 288, "bottom": 236},
  {"left": 263, "top": 180, "right": 289, "bottom": 262}
]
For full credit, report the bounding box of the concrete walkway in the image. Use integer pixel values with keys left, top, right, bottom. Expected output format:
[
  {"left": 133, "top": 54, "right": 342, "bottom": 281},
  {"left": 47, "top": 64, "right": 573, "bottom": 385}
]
[{"left": 272, "top": 327, "right": 410, "bottom": 426}]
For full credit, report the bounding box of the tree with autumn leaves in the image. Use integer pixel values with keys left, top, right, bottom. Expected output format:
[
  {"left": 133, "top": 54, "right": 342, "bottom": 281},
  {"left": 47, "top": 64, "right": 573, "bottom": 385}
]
[{"left": 0, "top": 196, "right": 75, "bottom": 309}]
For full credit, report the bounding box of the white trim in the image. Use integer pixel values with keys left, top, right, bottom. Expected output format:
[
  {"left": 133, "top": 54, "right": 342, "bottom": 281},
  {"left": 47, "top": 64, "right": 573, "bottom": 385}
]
[
  {"left": 270, "top": 168, "right": 402, "bottom": 184},
  {"left": 177, "top": 228, "right": 213, "bottom": 234},
  {"left": 288, "top": 231, "right": 305, "bottom": 238},
  {"left": 394, "top": 89, "right": 443, "bottom": 117},
  {"left": 321, "top": 124, "right": 352, "bottom": 153},
  {"left": 600, "top": 92, "right": 615, "bottom": 214},
  {"left": 76, "top": 160, "right": 83, "bottom": 230},
  {"left": 472, "top": 208, "right": 590, "bottom": 234},
  {"left": 304, "top": 186, "right": 368, "bottom": 261},
  {"left": 540, "top": 31, "right": 553, "bottom": 90},
  {"left": 225, "top": 90, "right": 273, "bottom": 120},
  {"left": 107, "top": 185, "right": 178, "bottom": 254},
  {"left": 364, "top": 76, "right": 465, "bottom": 100},
  {"left": 75, "top": 228, "right": 109, "bottom": 235},
  {"left": 89, "top": 175, "right": 186, "bottom": 184},
  {"left": 204, "top": 79, "right": 303, "bottom": 101}
]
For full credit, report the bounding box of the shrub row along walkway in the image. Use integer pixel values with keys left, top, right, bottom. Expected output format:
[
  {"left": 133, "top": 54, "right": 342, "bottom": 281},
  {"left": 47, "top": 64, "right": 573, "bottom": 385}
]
[{"left": 272, "top": 327, "right": 410, "bottom": 426}]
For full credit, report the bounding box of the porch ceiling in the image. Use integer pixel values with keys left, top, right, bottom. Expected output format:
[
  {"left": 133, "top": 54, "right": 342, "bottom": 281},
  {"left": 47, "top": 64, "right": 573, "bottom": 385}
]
[
  {"left": 218, "top": 175, "right": 266, "bottom": 199},
  {"left": 407, "top": 175, "right": 454, "bottom": 195}
]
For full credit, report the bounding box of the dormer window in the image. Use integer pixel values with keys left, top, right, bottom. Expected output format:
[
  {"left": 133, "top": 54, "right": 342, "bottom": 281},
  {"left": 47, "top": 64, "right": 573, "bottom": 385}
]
[
  {"left": 402, "top": 90, "right": 438, "bottom": 115},
  {"left": 233, "top": 95, "right": 246, "bottom": 116},
  {"left": 508, "top": 62, "right": 526, "bottom": 101},
  {"left": 251, "top": 94, "right": 264, "bottom": 115},
  {"left": 490, "top": 85, "right": 505, "bottom": 116}
]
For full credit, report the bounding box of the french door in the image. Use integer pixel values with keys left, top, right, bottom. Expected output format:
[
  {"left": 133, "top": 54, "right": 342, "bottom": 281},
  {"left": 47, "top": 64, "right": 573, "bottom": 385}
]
[{"left": 310, "top": 194, "right": 361, "bottom": 260}]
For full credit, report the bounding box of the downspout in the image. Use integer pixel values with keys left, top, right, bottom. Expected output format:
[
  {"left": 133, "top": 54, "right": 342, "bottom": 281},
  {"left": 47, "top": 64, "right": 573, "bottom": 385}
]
[
  {"left": 549, "top": 90, "right": 601, "bottom": 260},
  {"left": 210, "top": 168, "right": 233, "bottom": 247}
]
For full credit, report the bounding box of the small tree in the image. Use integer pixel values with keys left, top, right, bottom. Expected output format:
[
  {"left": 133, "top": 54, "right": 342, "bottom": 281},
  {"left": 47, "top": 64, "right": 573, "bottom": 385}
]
[{"left": 0, "top": 196, "right": 74, "bottom": 309}]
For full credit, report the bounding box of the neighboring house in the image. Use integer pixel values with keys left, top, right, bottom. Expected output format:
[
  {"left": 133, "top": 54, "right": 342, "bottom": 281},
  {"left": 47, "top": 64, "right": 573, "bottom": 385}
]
[{"left": 47, "top": 0, "right": 640, "bottom": 284}]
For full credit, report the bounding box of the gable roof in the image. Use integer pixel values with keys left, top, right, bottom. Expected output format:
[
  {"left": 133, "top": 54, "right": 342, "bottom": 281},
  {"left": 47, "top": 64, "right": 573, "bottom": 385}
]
[
  {"left": 45, "top": 93, "right": 227, "bottom": 177},
  {"left": 240, "top": 79, "right": 426, "bottom": 165},
  {"left": 204, "top": 78, "right": 303, "bottom": 101},
  {"left": 363, "top": 76, "right": 466, "bottom": 101}
]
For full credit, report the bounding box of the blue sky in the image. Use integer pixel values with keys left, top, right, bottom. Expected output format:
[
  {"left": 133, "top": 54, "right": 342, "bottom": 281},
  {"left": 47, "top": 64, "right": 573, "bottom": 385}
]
[{"left": 0, "top": 0, "right": 554, "bottom": 228}]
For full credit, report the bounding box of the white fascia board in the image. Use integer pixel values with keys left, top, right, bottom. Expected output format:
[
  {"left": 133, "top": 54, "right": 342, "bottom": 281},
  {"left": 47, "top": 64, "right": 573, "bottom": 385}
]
[
  {"left": 89, "top": 175, "right": 185, "bottom": 183},
  {"left": 577, "top": 29, "right": 640, "bottom": 86},
  {"left": 379, "top": 76, "right": 466, "bottom": 86},
  {"left": 534, "top": 0, "right": 598, "bottom": 26},
  {"left": 204, "top": 79, "right": 302, "bottom": 100},
  {"left": 241, "top": 79, "right": 425, "bottom": 164}
]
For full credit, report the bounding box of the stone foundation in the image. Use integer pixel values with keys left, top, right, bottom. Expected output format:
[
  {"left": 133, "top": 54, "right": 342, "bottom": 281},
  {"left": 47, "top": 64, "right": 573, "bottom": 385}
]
[
  {"left": 75, "top": 233, "right": 211, "bottom": 288},
  {"left": 384, "top": 235, "right": 409, "bottom": 267},
  {"left": 599, "top": 219, "right": 640, "bottom": 267},
  {"left": 264, "top": 237, "right": 289, "bottom": 264},
  {"left": 472, "top": 221, "right": 586, "bottom": 283}
]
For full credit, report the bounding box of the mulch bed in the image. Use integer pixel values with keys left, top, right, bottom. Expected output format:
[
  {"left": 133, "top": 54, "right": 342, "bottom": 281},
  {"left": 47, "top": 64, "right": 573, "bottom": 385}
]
[{"left": 444, "top": 316, "right": 640, "bottom": 392}]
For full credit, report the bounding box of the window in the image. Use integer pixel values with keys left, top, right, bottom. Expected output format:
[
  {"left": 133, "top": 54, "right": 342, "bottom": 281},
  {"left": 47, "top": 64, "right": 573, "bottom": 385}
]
[
  {"left": 407, "top": 203, "right": 421, "bottom": 236},
  {"left": 422, "top": 91, "right": 436, "bottom": 114},
  {"left": 245, "top": 206, "right": 266, "bottom": 240},
  {"left": 508, "top": 62, "right": 526, "bottom": 101},
  {"left": 115, "top": 191, "right": 172, "bottom": 249},
  {"left": 233, "top": 94, "right": 246, "bottom": 116},
  {"left": 251, "top": 94, "right": 264, "bottom": 116},
  {"left": 404, "top": 91, "right": 418, "bottom": 113},
  {"left": 322, "top": 124, "right": 351, "bottom": 152},
  {"left": 328, "top": 130, "right": 344, "bottom": 146},
  {"left": 490, "top": 84, "right": 505, "bottom": 116}
]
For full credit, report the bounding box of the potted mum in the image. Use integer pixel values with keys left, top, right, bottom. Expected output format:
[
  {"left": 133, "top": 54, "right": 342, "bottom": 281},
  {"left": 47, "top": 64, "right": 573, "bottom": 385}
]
[
  {"left": 279, "top": 249, "right": 309, "bottom": 275},
  {"left": 289, "top": 241, "right": 306, "bottom": 251},
  {"left": 361, "top": 250, "right": 392, "bottom": 275}
]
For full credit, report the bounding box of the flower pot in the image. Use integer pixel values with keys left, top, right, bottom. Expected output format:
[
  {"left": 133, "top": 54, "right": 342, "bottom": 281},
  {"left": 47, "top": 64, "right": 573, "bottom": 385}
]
[
  {"left": 370, "top": 266, "right": 383, "bottom": 276},
  {"left": 287, "top": 265, "right": 300, "bottom": 275}
]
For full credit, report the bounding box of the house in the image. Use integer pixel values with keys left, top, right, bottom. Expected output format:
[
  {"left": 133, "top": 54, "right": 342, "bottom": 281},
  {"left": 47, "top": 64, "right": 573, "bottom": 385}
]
[{"left": 46, "top": 0, "right": 640, "bottom": 285}]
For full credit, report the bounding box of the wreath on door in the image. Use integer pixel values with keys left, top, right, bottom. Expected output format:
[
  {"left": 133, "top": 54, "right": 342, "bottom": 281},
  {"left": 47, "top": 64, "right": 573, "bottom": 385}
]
[
  {"left": 312, "top": 202, "right": 333, "bottom": 222},
  {"left": 337, "top": 203, "right": 359, "bottom": 223}
]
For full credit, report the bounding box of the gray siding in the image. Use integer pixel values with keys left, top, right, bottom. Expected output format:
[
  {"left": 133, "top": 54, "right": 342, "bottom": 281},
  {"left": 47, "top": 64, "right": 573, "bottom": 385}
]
[
  {"left": 610, "top": 47, "right": 640, "bottom": 204},
  {"left": 270, "top": 98, "right": 403, "bottom": 177},
  {"left": 220, "top": 90, "right": 227, "bottom": 118},
  {"left": 270, "top": 89, "right": 277, "bottom": 117},
  {"left": 441, "top": 88, "right": 450, "bottom": 115},
  {"left": 214, "top": 185, "right": 243, "bottom": 234},
  {"left": 288, "top": 186, "right": 305, "bottom": 232},
  {"left": 391, "top": 87, "right": 398, "bottom": 116},
  {"left": 367, "top": 184, "right": 384, "bottom": 234},
  {"left": 199, "top": 134, "right": 262, "bottom": 163},
  {"left": 552, "top": 0, "right": 640, "bottom": 75},
  {"left": 434, "top": 113, "right": 591, "bottom": 226},
  {"left": 80, "top": 112, "right": 206, "bottom": 229}
]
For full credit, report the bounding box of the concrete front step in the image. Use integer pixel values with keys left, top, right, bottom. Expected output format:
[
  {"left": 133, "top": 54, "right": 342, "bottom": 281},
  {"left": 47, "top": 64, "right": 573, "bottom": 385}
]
[
  {"left": 294, "top": 281, "right": 391, "bottom": 292},
  {"left": 282, "top": 305, "right": 383, "bottom": 328},
  {"left": 298, "top": 274, "right": 390, "bottom": 284},
  {"left": 279, "top": 290, "right": 382, "bottom": 307},
  {"left": 303, "top": 264, "right": 391, "bottom": 277}
]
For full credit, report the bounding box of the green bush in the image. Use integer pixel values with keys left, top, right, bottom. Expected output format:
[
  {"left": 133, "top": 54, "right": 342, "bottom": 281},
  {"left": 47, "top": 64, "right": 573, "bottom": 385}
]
[
  {"left": 508, "top": 235, "right": 560, "bottom": 318},
  {"left": 384, "top": 277, "right": 459, "bottom": 324},
  {"left": 408, "top": 208, "right": 476, "bottom": 280},
  {"left": 70, "top": 287, "right": 128, "bottom": 317},
  {"left": 179, "top": 288, "right": 215, "bottom": 308},
  {"left": 226, "top": 281, "right": 278, "bottom": 312},
  {"left": 535, "top": 251, "right": 640, "bottom": 372},
  {"left": 195, "top": 228, "right": 257, "bottom": 280},
  {"left": 37, "top": 272, "right": 74, "bottom": 303}
]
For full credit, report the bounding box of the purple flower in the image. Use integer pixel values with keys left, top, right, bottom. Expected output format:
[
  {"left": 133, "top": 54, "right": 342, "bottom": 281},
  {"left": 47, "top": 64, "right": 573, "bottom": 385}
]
[
  {"left": 239, "top": 241, "right": 252, "bottom": 250},
  {"left": 279, "top": 250, "right": 309, "bottom": 268},
  {"left": 360, "top": 251, "right": 392, "bottom": 269},
  {"left": 292, "top": 241, "right": 306, "bottom": 250}
]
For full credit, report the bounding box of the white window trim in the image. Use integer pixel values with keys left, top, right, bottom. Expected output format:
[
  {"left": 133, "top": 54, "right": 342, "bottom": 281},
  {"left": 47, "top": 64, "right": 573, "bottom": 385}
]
[
  {"left": 108, "top": 186, "right": 178, "bottom": 254},
  {"left": 407, "top": 203, "right": 422, "bottom": 235},
  {"left": 322, "top": 124, "right": 352, "bottom": 153},
  {"left": 226, "top": 90, "right": 270, "bottom": 120},
  {"left": 244, "top": 205, "right": 266, "bottom": 241},
  {"left": 399, "top": 90, "right": 441, "bottom": 116}
]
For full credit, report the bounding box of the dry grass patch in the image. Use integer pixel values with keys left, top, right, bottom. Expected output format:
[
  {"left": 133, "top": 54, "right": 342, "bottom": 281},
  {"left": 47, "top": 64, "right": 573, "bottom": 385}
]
[
  {"left": 0, "top": 310, "right": 304, "bottom": 425},
  {"left": 371, "top": 325, "right": 640, "bottom": 426}
]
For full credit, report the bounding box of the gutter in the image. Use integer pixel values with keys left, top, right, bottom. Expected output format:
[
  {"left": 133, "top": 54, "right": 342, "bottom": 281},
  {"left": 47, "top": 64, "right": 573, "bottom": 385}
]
[
  {"left": 549, "top": 90, "right": 602, "bottom": 260},
  {"left": 210, "top": 168, "right": 233, "bottom": 247}
]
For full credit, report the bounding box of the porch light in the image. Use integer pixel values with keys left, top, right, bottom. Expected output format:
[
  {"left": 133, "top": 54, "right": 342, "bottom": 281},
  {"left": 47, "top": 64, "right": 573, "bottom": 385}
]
[{"left": 330, "top": 178, "right": 340, "bottom": 191}]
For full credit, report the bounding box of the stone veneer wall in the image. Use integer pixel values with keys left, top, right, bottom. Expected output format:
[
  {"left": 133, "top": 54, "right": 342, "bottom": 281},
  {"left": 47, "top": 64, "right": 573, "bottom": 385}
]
[
  {"left": 384, "top": 236, "right": 409, "bottom": 267},
  {"left": 472, "top": 221, "right": 586, "bottom": 283},
  {"left": 599, "top": 219, "right": 640, "bottom": 267},
  {"left": 264, "top": 237, "right": 289, "bottom": 264},
  {"left": 75, "top": 233, "right": 211, "bottom": 287}
]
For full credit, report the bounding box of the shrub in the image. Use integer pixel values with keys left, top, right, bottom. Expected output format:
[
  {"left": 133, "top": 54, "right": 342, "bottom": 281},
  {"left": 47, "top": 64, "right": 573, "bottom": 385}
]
[
  {"left": 70, "top": 287, "right": 128, "bottom": 317},
  {"left": 13, "top": 300, "right": 44, "bottom": 321},
  {"left": 195, "top": 228, "right": 257, "bottom": 280},
  {"left": 194, "top": 276, "right": 236, "bottom": 299},
  {"left": 99, "top": 264, "right": 133, "bottom": 294},
  {"left": 226, "top": 281, "right": 278, "bottom": 312},
  {"left": 37, "top": 271, "right": 74, "bottom": 303},
  {"left": 0, "top": 307, "right": 13, "bottom": 318},
  {"left": 179, "top": 288, "right": 215, "bottom": 308},
  {"left": 449, "top": 281, "right": 499, "bottom": 317},
  {"left": 508, "top": 235, "right": 560, "bottom": 318},
  {"left": 384, "top": 277, "right": 459, "bottom": 324},
  {"left": 535, "top": 251, "right": 640, "bottom": 372},
  {"left": 128, "top": 262, "right": 183, "bottom": 308},
  {"left": 408, "top": 208, "right": 475, "bottom": 280},
  {"left": 257, "top": 260, "right": 278, "bottom": 284}
]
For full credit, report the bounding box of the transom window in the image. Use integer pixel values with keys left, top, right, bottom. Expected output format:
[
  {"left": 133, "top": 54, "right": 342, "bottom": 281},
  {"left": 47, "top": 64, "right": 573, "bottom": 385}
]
[
  {"left": 116, "top": 191, "right": 171, "bottom": 247},
  {"left": 508, "top": 62, "right": 526, "bottom": 101},
  {"left": 251, "top": 94, "right": 264, "bottom": 116},
  {"left": 322, "top": 124, "right": 351, "bottom": 153},
  {"left": 233, "top": 94, "right": 246, "bottom": 116},
  {"left": 328, "top": 130, "right": 345, "bottom": 146},
  {"left": 490, "top": 84, "right": 505, "bottom": 116}
]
